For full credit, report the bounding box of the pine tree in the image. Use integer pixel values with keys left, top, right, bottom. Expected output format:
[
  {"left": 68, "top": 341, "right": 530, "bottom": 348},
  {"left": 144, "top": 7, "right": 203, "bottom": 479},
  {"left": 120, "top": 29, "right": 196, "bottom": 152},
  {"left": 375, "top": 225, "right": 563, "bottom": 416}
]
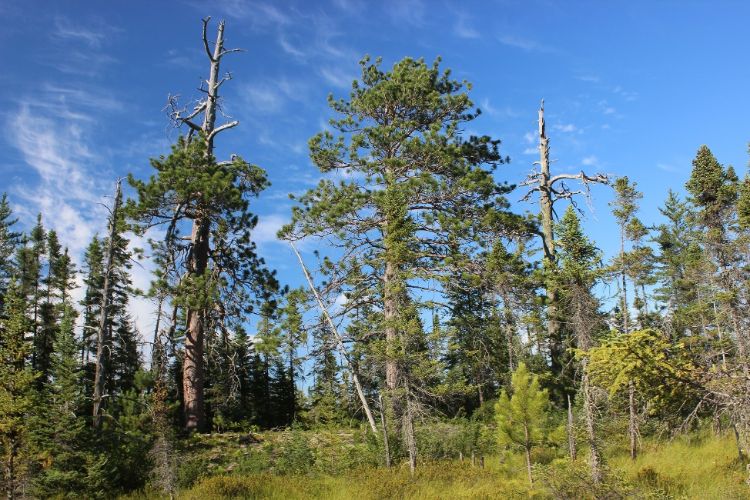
[
  {"left": 495, "top": 362, "right": 550, "bottom": 485},
  {"left": 281, "top": 56, "right": 517, "bottom": 469},
  {"left": 127, "top": 19, "right": 277, "bottom": 431}
]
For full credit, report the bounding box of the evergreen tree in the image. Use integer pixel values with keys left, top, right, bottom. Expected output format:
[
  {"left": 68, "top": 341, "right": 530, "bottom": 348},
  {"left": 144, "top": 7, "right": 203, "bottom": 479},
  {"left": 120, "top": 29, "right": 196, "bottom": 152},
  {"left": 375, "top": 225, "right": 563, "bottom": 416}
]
[
  {"left": 495, "top": 362, "right": 550, "bottom": 485},
  {"left": 0, "top": 278, "right": 37, "bottom": 499},
  {"left": 281, "top": 56, "right": 518, "bottom": 468},
  {"left": 30, "top": 305, "right": 107, "bottom": 496},
  {"left": 0, "top": 194, "right": 20, "bottom": 312},
  {"left": 555, "top": 206, "right": 606, "bottom": 483},
  {"left": 126, "top": 19, "right": 278, "bottom": 431}
]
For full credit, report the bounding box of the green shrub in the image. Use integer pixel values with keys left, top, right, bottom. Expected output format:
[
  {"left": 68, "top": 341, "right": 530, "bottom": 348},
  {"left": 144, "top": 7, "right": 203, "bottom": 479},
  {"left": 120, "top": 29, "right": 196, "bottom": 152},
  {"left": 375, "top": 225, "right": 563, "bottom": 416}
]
[{"left": 274, "top": 430, "right": 314, "bottom": 475}]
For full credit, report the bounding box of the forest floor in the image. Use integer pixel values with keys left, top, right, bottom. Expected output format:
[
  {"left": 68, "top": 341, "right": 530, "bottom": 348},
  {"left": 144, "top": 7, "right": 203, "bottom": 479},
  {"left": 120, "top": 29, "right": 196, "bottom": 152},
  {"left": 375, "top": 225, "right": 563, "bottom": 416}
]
[{"left": 131, "top": 429, "right": 750, "bottom": 499}]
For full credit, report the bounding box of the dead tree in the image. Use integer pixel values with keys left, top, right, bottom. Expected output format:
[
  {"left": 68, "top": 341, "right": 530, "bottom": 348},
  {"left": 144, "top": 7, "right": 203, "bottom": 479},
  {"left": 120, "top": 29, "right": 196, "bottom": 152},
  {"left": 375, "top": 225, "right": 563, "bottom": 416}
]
[
  {"left": 289, "top": 242, "right": 379, "bottom": 435},
  {"left": 92, "top": 179, "right": 122, "bottom": 428},
  {"left": 169, "top": 18, "right": 241, "bottom": 431},
  {"left": 520, "top": 99, "right": 609, "bottom": 394}
]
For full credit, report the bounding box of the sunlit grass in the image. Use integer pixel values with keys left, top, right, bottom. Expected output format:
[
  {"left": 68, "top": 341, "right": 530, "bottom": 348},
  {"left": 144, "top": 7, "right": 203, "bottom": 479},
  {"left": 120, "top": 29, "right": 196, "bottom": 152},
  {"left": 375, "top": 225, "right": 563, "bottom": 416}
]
[{"left": 161, "top": 431, "right": 750, "bottom": 499}]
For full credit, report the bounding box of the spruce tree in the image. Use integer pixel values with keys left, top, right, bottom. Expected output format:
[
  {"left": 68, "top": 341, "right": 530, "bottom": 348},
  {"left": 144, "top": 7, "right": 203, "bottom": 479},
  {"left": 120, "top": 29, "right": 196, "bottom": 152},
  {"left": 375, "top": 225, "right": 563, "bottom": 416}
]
[
  {"left": 0, "top": 278, "right": 37, "bottom": 499},
  {"left": 555, "top": 206, "right": 606, "bottom": 483},
  {"left": 0, "top": 194, "right": 20, "bottom": 312}
]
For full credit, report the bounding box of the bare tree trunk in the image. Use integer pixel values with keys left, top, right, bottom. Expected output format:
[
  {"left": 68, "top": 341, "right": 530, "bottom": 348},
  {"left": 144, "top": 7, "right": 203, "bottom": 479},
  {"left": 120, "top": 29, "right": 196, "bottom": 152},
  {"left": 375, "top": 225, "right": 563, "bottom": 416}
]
[
  {"left": 620, "top": 228, "right": 629, "bottom": 334},
  {"left": 536, "top": 102, "right": 562, "bottom": 378},
  {"left": 93, "top": 179, "right": 122, "bottom": 428},
  {"left": 522, "top": 101, "right": 608, "bottom": 397},
  {"left": 379, "top": 394, "right": 391, "bottom": 467},
  {"left": 404, "top": 396, "right": 417, "bottom": 475},
  {"left": 629, "top": 381, "right": 638, "bottom": 460},
  {"left": 581, "top": 363, "right": 603, "bottom": 484},
  {"left": 290, "top": 242, "right": 379, "bottom": 434},
  {"left": 567, "top": 394, "right": 577, "bottom": 461}
]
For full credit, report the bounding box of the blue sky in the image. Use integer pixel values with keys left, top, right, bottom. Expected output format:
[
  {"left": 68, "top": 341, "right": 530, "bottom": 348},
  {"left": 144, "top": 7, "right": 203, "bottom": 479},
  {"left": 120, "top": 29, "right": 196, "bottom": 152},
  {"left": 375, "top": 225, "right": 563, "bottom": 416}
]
[{"left": 2, "top": 0, "right": 750, "bottom": 337}]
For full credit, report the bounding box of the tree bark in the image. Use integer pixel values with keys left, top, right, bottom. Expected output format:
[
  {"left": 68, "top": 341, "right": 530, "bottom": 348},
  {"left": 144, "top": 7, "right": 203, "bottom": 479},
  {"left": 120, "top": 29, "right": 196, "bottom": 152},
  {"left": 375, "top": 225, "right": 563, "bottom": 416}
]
[
  {"left": 582, "top": 362, "right": 603, "bottom": 484},
  {"left": 379, "top": 394, "right": 391, "bottom": 467},
  {"left": 93, "top": 179, "right": 121, "bottom": 428},
  {"left": 567, "top": 393, "right": 577, "bottom": 461},
  {"left": 524, "top": 425, "right": 533, "bottom": 485},
  {"left": 384, "top": 258, "right": 399, "bottom": 409},
  {"left": 536, "top": 102, "right": 565, "bottom": 387},
  {"left": 629, "top": 381, "right": 638, "bottom": 460},
  {"left": 182, "top": 18, "right": 239, "bottom": 432}
]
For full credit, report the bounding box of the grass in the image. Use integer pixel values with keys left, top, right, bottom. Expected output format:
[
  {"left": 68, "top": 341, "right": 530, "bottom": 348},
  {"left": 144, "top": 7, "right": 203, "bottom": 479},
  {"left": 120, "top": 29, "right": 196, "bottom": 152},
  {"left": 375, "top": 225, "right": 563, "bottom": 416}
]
[
  {"left": 129, "top": 429, "right": 750, "bottom": 499},
  {"left": 612, "top": 433, "right": 748, "bottom": 499}
]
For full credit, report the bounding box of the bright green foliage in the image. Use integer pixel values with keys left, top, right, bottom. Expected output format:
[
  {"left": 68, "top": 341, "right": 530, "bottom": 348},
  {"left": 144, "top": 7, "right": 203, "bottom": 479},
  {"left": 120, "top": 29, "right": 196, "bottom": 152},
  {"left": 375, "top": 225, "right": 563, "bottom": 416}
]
[
  {"left": 586, "top": 329, "right": 700, "bottom": 420},
  {"left": 495, "top": 363, "right": 550, "bottom": 483}
]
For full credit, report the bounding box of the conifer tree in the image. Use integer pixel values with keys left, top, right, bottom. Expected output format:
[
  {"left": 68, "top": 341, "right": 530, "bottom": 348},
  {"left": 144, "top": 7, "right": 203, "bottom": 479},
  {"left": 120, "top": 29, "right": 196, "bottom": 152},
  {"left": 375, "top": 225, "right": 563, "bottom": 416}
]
[
  {"left": 30, "top": 305, "right": 106, "bottom": 496},
  {"left": 609, "top": 177, "right": 643, "bottom": 459},
  {"left": 495, "top": 362, "right": 550, "bottom": 485},
  {"left": 127, "top": 18, "right": 277, "bottom": 431},
  {"left": 0, "top": 278, "right": 37, "bottom": 499},
  {"left": 0, "top": 194, "right": 20, "bottom": 312},
  {"left": 282, "top": 56, "right": 517, "bottom": 467},
  {"left": 555, "top": 206, "right": 605, "bottom": 483}
]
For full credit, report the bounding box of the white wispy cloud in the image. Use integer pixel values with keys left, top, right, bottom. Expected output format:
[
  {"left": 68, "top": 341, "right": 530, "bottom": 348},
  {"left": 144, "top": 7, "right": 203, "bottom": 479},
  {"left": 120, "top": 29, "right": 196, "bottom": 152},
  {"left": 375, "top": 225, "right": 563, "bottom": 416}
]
[
  {"left": 612, "top": 85, "right": 638, "bottom": 101},
  {"left": 479, "top": 98, "right": 519, "bottom": 118},
  {"left": 52, "top": 16, "right": 118, "bottom": 48},
  {"left": 386, "top": 0, "right": 426, "bottom": 27},
  {"left": 454, "top": 14, "right": 479, "bottom": 39},
  {"left": 576, "top": 74, "right": 601, "bottom": 83},
  {"left": 242, "top": 84, "right": 286, "bottom": 114},
  {"left": 598, "top": 100, "right": 616, "bottom": 115},
  {"left": 553, "top": 123, "right": 578, "bottom": 133},
  {"left": 582, "top": 155, "right": 598, "bottom": 166},
  {"left": 209, "top": 0, "right": 293, "bottom": 27},
  {"left": 497, "top": 34, "right": 549, "bottom": 52}
]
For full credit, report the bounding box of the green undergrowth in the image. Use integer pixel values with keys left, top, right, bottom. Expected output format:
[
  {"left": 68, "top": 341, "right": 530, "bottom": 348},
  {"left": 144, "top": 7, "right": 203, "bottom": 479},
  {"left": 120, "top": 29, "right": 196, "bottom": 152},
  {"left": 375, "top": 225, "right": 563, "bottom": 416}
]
[{"left": 127, "top": 429, "right": 749, "bottom": 499}]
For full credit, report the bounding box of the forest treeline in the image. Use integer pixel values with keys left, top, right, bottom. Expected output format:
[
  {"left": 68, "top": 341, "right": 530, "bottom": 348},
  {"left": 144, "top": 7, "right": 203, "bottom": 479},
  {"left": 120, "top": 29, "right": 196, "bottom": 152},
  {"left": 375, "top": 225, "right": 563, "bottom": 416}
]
[{"left": 2, "top": 18, "right": 750, "bottom": 497}]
